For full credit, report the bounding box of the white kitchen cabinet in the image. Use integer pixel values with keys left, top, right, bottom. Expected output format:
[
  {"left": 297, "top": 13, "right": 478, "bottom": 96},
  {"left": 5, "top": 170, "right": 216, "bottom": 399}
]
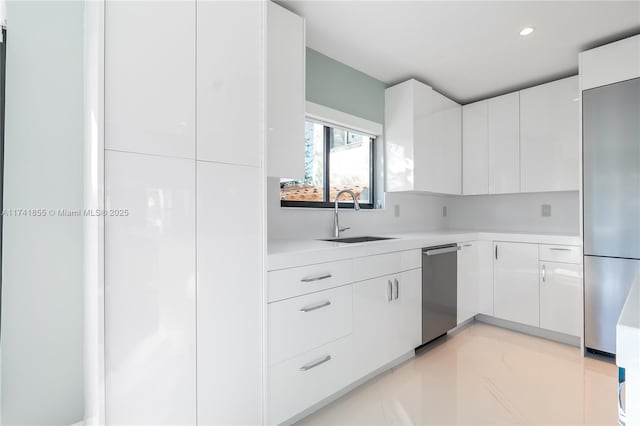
[
  {"left": 580, "top": 34, "right": 640, "bottom": 91},
  {"left": 266, "top": 1, "right": 305, "bottom": 179},
  {"left": 539, "top": 262, "right": 582, "bottom": 337},
  {"left": 493, "top": 242, "right": 540, "bottom": 327},
  {"left": 104, "top": 151, "right": 196, "bottom": 425},
  {"left": 196, "top": 161, "right": 262, "bottom": 425},
  {"left": 458, "top": 240, "right": 494, "bottom": 323},
  {"left": 105, "top": 0, "right": 195, "bottom": 158},
  {"left": 385, "top": 79, "right": 461, "bottom": 194},
  {"left": 520, "top": 76, "right": 579, "bottom": 192},
  {"left": 488, "top": 93, "right": 520, "bottom": 194},
  {"left": 462, "top": 101, "right": 489, "bottom": 195},
  {"left": 353, "top": 268, "right": 421, "bottom": 380},
  {"left": 196, "top": 0, "right": 262, "bottom": 166}
]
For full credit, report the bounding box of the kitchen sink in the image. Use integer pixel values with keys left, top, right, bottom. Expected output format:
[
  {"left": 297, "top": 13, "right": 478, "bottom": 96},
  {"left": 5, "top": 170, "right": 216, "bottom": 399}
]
[{"left": 321, "top": 236, "right": 395, "bottom": 243}]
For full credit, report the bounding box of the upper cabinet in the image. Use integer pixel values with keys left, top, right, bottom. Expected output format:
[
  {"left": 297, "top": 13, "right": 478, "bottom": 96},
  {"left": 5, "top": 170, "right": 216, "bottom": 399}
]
[
  {"left": 105, "top": 0, "right": 196, "bottom": 159},
  {"left": 520, "top": 76, "right": 579, "bottom": 193},
  {"left": 488, "top": 93, "right": 520, "bottom": 194},
  {"left": 386, "top": 79, "right": 461, "bottom": 195},
  {"left": 580, "top": 35, "right": 640, "bottom": 91},
  {"left": 462, "top": 77, "right": 579, "bottom": 195},
  {"left": 196, "top": 1, "right": 262, "bottom": 166},
  {"left": 266, "top": 2, "right": 306, "bottom": 179}
]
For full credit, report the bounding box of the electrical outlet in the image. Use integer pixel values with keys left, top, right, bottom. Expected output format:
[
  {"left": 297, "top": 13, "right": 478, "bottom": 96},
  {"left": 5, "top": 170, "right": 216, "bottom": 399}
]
[
  {"left": 541, "top": 204, "right": 551, "bottom": 217},
  {"left": 442, "top": 206, "right": 448, "bottom": 217},
  {"left": 394, "top": 204, "right": 400, "bottom": 217}
]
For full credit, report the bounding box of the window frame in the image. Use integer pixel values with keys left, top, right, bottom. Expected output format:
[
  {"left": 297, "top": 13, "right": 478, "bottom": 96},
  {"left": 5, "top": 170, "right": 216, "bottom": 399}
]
[{"left": 280, "top": 121, "right": 376, "bottom": 209}]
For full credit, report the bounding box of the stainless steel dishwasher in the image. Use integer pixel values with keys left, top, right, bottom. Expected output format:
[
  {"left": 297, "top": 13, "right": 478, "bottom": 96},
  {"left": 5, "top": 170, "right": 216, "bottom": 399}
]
[{"left": 420, "top": 243, "right": 459, "bottom": 346}]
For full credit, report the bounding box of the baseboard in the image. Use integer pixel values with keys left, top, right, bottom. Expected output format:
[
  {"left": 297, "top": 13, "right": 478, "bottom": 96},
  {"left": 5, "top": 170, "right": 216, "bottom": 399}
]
[
  {"left": 475, "top": 314, "right": 581, "bottom": 347},
  {"left": 281, "top": 350, "right": 415, "bottom": 425}
]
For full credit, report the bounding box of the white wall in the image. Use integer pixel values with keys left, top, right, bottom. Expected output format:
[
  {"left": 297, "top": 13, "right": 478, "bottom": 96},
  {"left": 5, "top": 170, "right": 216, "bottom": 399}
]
[
  {"left": 268, "top": 178, "right": 448, "bottom": 240},
  {"left": 1, "top": 1, "right": 85, "bottom": 424},
  {"left": 446, "top": 191, "right": 580, "bottom": 234}
]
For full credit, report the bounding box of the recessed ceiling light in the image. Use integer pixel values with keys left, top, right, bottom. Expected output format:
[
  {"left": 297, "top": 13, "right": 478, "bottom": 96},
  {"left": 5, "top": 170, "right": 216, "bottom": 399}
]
[{"left": 520, "top": 27, "right": 535, "bottom": 36}]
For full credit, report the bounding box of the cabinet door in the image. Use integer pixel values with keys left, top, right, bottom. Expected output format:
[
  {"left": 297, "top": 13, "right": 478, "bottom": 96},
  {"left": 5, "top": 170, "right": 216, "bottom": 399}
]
[
  {"left": 105, "top": 151, "right": 196, "bottom": 425},
  {"left": 266, "top": 1, "right": 305, "bottom": 179},
  {"left": 462, "top": 101, "right": 489, "bottom": 195},
  {"left": 457, "top": 243, "right": 478, "bottom": 324},
  {"left": 388, "top": 269, "right": 422, "bottom": 359},
  {"left": 540, "top": 262, "right": 582, "bottom": 336},
  {"left": 488, "top": 93, "right": 520, "bottom": 194},
  {"left": 493, "top": 242, "right": 539, "bottom": 327},
  {"left": 475, "top": 240, "right": 495, "bottom": 316},
  {"left": 353, "top": 276, "right": 393, "bottom": 380},
  {"left": 105, "top": 0, "right": 195, "bottom": 158},
  {"left": 520, "top": 76, "right": 579, "bottom": 192},
  {"left": 197, "top": 162, "right": 262, "bottom": 425},
  {"left": 417, "top": 91, "right": 461, "bottom": 195},
  {"left": 196, "top": 1, "right": 262, "bottom": 166}
]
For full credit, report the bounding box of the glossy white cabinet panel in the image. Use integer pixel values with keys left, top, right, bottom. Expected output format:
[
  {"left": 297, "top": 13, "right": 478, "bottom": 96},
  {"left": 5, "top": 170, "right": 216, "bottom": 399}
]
[
  {"left": 197, "top": 0, "right": 262, "bottom": 166},
  {"left": 353, "top": 275, "right": 394, "bottom": 380},
  {"left": 488, "top": 92, "right": 520, "bottom": 194},
  {"left": 197, "top": 161, "right": 262, "bottom": 425},
  {"left": 268, "top": 259, "right": 353, "bottom": 303},
  {"left": 540, "top": 262, "right": 582, "bottom": 337},
  {"left": 104, "top": 151, "right": 196, "bottom": 425},
  {"left": 457, "top": 242, "right": 479, "bottom": 323},
  {"left": 267, "top": 1, "right": 305, "bottom": 179},
  {"left": 385, "top": 79, "right": 462, "bottom": 194},
  {"left": 105, "top": 1, "right": 195, "bottom": 158},
  {"left": 352, "top": 249, "right": 421, "bottom": 282},
  {"left": 520, "top": 76, "right": 580, "bottom": 192},
  {"left": 269, "top": 284, "right": 352, "bottom": 366},
  {"left": 269, "top": 335, "right": 354, "bottom": 425},
  {"left": 475, "top": 240, "right": 495, "bottom": 316},
  {"left": 580, "top": 34, "right": 640, "bottom": 90},
  {"left": 388, "top": 268, "right": 422, "bottom": 360},
  {"left": 493, "top": 242, "right": 540, "bottom": 327},
  {"left": 539, "top": 244, "right": 582, "bottom": 264},
  {"left": 462, "top": 101, "right": 489, "bottom": 195}
]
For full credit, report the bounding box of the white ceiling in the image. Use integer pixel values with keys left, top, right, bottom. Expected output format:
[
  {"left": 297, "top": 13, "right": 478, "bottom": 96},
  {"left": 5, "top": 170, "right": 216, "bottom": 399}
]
[{"left": 279, "top": 0, "right": 640, "bottom": 104}]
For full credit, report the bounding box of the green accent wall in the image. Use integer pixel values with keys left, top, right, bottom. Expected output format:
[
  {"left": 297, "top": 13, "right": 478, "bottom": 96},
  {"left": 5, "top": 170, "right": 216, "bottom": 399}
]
[{"left": 306, "top": 48, "right": 386, "bottom": 124}]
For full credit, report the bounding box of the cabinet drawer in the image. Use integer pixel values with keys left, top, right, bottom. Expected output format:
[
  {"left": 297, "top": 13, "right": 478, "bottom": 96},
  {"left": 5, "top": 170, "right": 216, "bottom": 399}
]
[
  {"left": 268, "top": 335, "right": 353, "bottom": 425},
  {"left": 539, "top": 244, "right": 581, "bottom": 264},
  {"left": 269, "top": 285, "right": 352, "bottom": 366},
  {"left": 268, "top": 259, "right": 353, "bottom": 302},
  {"left": 352, "top": 250, "right": 421, "bottom": 282}
]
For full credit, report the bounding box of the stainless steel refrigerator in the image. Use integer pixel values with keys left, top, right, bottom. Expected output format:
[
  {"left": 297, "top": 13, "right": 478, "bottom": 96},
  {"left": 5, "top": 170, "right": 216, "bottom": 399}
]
[{"left": 583, "top": 76, "right": 640, "bottom": 356}]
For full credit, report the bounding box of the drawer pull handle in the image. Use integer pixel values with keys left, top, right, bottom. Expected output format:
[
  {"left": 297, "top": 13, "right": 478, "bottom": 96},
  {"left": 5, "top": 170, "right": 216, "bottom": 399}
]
[
  {"left": 300, "top": 273, "right": 332, "bottom": 283},
  {"left": 541, "top": 264, "right": 546, "bottom": 283},
  {"left": 387, "top": 280, "right": 393, "bottom": 302},
  {"left": 549, "top": 248, "right": 572, "bottom": 252},
  {"left": 394, "top": 278, "right": 399, "bottom": 300},
  {"left": 299, "top": 301, "right": 331, "bottom": 312},
  {"left": 300, "top": 355, "right": 332, "bottom": 371}
]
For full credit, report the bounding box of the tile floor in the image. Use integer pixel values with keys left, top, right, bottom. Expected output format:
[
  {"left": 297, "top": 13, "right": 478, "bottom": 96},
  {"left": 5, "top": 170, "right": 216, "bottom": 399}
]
[{"left": 298, "top": 323, "right": 618, "bottom": 425}]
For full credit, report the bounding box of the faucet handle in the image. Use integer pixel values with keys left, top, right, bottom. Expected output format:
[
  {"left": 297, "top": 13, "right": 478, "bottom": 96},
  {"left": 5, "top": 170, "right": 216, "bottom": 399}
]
[{"left": 339, "top": 226, "right": 351, "bottom": 233}]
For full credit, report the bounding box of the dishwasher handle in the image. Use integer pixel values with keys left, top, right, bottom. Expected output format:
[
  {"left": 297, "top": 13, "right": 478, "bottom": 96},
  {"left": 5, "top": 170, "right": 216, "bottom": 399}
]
[{"left": 423, "top": 246, "right": 461, "bottom": 256}]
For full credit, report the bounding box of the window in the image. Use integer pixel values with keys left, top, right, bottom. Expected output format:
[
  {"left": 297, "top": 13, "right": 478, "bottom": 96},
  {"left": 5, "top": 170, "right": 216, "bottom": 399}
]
[{"left": 280, "top": 120, "right": 375, "bottom": 208}]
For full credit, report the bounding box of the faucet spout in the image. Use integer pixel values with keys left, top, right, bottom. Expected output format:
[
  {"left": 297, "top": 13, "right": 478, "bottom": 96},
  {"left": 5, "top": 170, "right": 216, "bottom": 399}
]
[{"left": 333, "top": 189, "right": 360, "bottom": 238}]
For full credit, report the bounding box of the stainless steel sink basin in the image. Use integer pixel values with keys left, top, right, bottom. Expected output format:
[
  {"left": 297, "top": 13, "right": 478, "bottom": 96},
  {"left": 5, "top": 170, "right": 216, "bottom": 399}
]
[{"left": 321, "top": 236, "right": 395, "bottom": 243}]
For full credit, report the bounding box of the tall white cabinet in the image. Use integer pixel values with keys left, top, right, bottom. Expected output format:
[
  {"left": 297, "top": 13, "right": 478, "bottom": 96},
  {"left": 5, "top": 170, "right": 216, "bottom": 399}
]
[{"left": 103, "top": 1, "right": 267, "bottom": 424}]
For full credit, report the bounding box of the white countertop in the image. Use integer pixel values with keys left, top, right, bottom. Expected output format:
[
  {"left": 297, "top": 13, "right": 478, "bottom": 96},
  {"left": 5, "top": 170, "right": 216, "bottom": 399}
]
[
  {"left": 268, "top": 230, "right": 582, "bottom": 271},
  {"left": 617, "top": 274, "right": 640, "bottom": 369}
]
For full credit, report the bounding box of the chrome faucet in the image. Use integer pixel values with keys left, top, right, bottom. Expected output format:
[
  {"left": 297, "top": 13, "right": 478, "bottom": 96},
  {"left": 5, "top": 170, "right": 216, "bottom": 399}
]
[{"left": 333, "top": 189, "right": 360, "bottom": 238}]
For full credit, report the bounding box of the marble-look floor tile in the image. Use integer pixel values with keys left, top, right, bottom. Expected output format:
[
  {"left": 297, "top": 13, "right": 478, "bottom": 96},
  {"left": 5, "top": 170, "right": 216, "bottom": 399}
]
[{"left": 297, "top": 323, "right": 617, "bottom": 425}]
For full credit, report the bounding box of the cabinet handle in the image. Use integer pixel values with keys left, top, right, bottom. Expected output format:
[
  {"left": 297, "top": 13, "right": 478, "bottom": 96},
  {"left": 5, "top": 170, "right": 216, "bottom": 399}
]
[
  {"left": 541, "top": 264, "right": 546, "bottom": 283},
  {"left": 299, "top": 301, "right": 331, "bottom": 313},
  {"left": 495, "top": 245, "right": 498, "bottom": 260},
  {"left": 550, "top": 247, "right": 572, "bottom": 252},
  {"left": 394, "top": 278, "right": 399, "bottom": 300},
  {"left": 463, "top": 244, "right": 472, "bottom": 247},
  {"left": 387, "top": 280, "right": 393, "bottom": 302},
  {"left": 300, "top": 355, "right": 332, "bottom": 371},
  {"left": 300, "top": 273, "right": 332, "bottom": 283}
]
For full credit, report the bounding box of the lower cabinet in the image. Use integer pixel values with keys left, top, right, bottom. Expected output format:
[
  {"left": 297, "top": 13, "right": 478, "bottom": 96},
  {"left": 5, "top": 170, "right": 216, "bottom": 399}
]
[
  {"left": 353, "top": 268, "right": 421, "bottom": 380},
  {"left": 539, "top": 262, "right": 582, "bottom": 336},
  {"left": 493, "top": 242, "right": 540, "bottom": 327},
  {"left": 457, "top": 241, "right": 494, "bottom": 323}
]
